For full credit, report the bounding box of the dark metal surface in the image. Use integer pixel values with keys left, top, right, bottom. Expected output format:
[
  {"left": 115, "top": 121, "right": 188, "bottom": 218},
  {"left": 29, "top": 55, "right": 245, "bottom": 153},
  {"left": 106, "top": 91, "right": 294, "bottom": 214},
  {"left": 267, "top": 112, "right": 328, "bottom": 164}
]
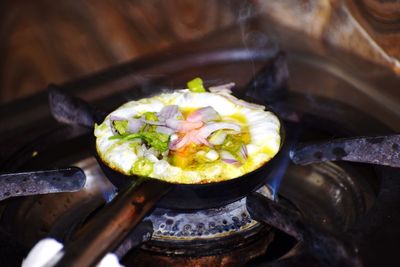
[
  {"left": 291, "top": 134, "right": 400, "bottom": 167},
  {"left": 48, "top": 85, "right": 106, "bottom": 128},
  {"left": 0, "top": 167, "right": 86, "bottom": 201},
  {"left": 113, "top": 220, "right": 153, "bottom": 259},
  {"left": 247, "top": 193, "right": 361, "bottom": 267},
  {"left": 244, "top": 52, "right": 289, "bottom": 104}
]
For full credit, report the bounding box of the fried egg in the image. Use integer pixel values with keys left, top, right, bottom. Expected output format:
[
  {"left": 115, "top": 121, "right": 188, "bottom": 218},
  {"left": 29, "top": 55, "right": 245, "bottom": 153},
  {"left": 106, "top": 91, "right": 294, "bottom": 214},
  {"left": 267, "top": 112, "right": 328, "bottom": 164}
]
[{"left": 95, "top": 90, "right": 281, "bottom": 184}]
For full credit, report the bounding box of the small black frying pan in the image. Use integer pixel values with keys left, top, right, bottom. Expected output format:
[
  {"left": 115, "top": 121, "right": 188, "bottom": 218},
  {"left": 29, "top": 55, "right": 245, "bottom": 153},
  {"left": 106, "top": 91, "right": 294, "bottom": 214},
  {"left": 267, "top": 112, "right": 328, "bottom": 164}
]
[
  {"left": 48, "top": 86, "right": 288, "bottom": 267},
  {"left": 48, "top": 86, "right": 288, "bottom": 210}
]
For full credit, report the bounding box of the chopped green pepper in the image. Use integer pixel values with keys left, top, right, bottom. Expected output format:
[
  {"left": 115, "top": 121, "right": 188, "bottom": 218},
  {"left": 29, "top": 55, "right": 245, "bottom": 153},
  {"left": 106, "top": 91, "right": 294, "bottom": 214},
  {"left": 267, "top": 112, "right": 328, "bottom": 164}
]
[
  {"left": 132, "top": 158, "right": 154, "bottom": 176},
  {"left": 139, "top": 132, "right": 169, "bottom": 152},
  {"left": 143, "top": 112, "right": 158, "bottom": 121},
  {"left": 217, "top": 134, "right": 245, "bottom": 160},
  {"left": 112, "top": 120, "right": 128, "bottom": 135},
  {"left": 187, "top": 77, "right": 206, "bottom": 93},
  {"left": 110, "top": 131, "right": 169, "bottom": 152}
]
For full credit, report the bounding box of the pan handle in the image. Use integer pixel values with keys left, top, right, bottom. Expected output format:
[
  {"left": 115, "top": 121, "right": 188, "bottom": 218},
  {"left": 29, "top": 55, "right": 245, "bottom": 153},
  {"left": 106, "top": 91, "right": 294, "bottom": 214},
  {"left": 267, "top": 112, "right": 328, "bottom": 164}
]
[{"left": 51, "top": 177, "right": 172, "bottom": 267}]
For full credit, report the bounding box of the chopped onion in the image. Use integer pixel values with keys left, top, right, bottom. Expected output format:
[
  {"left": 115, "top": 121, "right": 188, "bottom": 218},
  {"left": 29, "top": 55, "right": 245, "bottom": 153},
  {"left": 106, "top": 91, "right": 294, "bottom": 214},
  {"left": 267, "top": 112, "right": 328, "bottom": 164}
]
[
  {"left": 208, "top": 130, "right": 227, "bottom": 145},
  {"left": 205, "top": 150, "right": 219, "bottom": 161},
  {"left": 220, "top": 150, "right": 240, "bottom": 165},
  {"left": 222, "top": 159, "right": 239, "bottom": 164},
  {"left": 140, "top": 119, "right": 165, "bottom": 126},
  {"left": 186, "top": 106, "right": 220, "bottom": 123},
  {"left": 169, "top": 137, "right": 180, "bottom": 150},
  {"left": 157, "top": 105, "right": 181, "bottom": 121},
  {"left": 135, "top": 144, "right": 147, "bottom": 158},
  {"left": 166, "top": 119, "right": 203, "bottom": 132},
  {"left": 127, "top": 119, "right": 143, "bottom": 133},
  {"left": 145, "top": 154, "right": 158, "bottom": 163},
  {"left": 181, "top": 121, "right": 203, "bottom": 132},
  {"left": 145, "top": 147, "right": 160, "bottom": 160},
  {"left": 191, "top": 134, "right": 211, "bottom": 147},
  {"left": 239, "top": 144, "right": 248, "bottom": 159},
  {"left": 172, "top": 134, "right": 191, "bottom": 150},
  {"left": 208, "top": 83, "right": 235, "bottom": 94},
  {"left": 198, "top": 122, "right": 240, "bottom": 139},
  {"left": 165, "top": 118, "right": 182, "bottom": 130},
  {"left": 109, "top": 115, "right": 126, "bottom": 121},
  {"left": 197, "top": 136, "right": 211, "bottom": 147},
  {"left": 156, "top": 125, "right": 175, "bottom": 135},
  {"left": 170, "top": 133, "right": 179, "bottom": 142}
]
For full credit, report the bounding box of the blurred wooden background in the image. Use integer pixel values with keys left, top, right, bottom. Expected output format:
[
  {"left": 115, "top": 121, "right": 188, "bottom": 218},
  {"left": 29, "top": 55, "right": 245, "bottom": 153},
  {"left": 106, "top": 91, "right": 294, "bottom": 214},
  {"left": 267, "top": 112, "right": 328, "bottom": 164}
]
[
  {"left": 256, "top": 0, "right": 400, "bottom": 73},
  {"left": 0, "top": 0, "right": 242, "bottom": 102},
  {"left": 1, "top": 0, "right": 399, "bottom": 103}
]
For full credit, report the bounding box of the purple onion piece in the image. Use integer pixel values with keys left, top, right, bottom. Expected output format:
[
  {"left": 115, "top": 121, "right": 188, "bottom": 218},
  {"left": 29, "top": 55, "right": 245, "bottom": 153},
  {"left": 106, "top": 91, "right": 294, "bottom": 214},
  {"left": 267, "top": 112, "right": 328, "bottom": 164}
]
[
  {"left": 156, "top": 126, "right": 175, "bottom": 135},
  {"left": 221, "top": 158, "right": 242, "bottom": 167},
  {"left": 169, "top": 135, "right": 189, "bottom": 150},
  {"left": 157, "top": 105, "right": 181, "bottom": 121},
  {"left": 239, "top": 144, "right": 248, "bottom": 160},
  {"left": 127, "top": 119, "right": 143, "bottom": 133},
  {"left": 109, "top": 115, "right": 127, "bottom": 121},
  {"left": 169, "top": 138, "right": 180, "bottom": 150},
  {"left": 208, "top": 131, "right": 227, "bottom": 145},
  {"left": 198, "top": 136, "right": 212, "bottom": 147},
  {"left": 165, "top": 118, "right": 184, "bottom": 131},
  {"left": 222, "top": 158, "right": 238, "bottom": 164},
  {"left": 186, "top": 106, "right": 220, "bottom": 123},
  {"left": 208, "top": 83, "right": 235, "bottom": 94},
  {"left": 198, "top": 122, "right": 241, "bottom": 139},
  {"left": 140, "top": 119, "right": 166, "bottom": 126},
  {"left": 220, "top": 150, "right": 241, "bottom": 166}
]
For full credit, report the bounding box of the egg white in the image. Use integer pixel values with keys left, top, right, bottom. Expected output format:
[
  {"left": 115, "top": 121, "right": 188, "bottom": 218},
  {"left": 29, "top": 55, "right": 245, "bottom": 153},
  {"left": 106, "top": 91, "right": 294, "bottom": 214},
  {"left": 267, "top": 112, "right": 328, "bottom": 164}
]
[{"left": 95, "top": 90, "right": 281, "bottom": 184}]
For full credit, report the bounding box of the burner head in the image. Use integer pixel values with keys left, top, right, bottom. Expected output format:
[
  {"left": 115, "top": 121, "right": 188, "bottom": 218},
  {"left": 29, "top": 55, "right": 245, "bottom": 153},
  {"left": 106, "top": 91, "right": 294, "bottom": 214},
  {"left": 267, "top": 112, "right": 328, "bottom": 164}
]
[
  {"left": 147, "top": 188, "right": 273, "bottom": 241},
  {"left": 128, "top": 225, "right": 274, "bottom": 267}
]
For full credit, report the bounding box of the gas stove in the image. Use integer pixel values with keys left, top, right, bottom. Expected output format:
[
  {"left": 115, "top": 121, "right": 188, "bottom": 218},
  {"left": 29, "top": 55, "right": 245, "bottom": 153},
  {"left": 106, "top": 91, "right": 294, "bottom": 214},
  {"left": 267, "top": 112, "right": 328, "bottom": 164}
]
[{"left": 0, "top": 19, "right": 399, "bottom": 267}]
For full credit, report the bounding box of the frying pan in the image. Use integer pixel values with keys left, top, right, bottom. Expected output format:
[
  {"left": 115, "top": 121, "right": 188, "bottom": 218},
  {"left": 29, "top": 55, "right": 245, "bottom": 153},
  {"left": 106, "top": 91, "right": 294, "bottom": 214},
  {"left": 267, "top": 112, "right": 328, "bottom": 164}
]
[
  {"left": 48, "top": 86, "right": 288, "bottom": 210},
  {"left": 48, "top": 85, "right": 288, "bottom": 267}
]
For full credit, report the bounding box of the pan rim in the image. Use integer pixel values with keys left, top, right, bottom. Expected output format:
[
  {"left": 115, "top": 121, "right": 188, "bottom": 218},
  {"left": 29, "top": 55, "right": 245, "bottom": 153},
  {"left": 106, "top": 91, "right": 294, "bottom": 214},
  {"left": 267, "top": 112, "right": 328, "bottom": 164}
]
[{"left": 95, "top": 105, "right": 286, "bottom": 188}]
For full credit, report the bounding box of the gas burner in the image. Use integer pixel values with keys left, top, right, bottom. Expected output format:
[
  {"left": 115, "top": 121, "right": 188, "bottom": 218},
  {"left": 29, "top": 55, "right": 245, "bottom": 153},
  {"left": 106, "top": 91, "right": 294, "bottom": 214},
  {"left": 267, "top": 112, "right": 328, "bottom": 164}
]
[
  {"left": 149, "top": 199, "right": 260, "bottom": 241},
  {"left": 141, "top": 187, "right": 274, "bottom": 258},
  {"left": 146, "top": 184, "right": 273, "bottom": 241},
  {"left": 130, "top": 225, "right": 275, "bottom": 267}
]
